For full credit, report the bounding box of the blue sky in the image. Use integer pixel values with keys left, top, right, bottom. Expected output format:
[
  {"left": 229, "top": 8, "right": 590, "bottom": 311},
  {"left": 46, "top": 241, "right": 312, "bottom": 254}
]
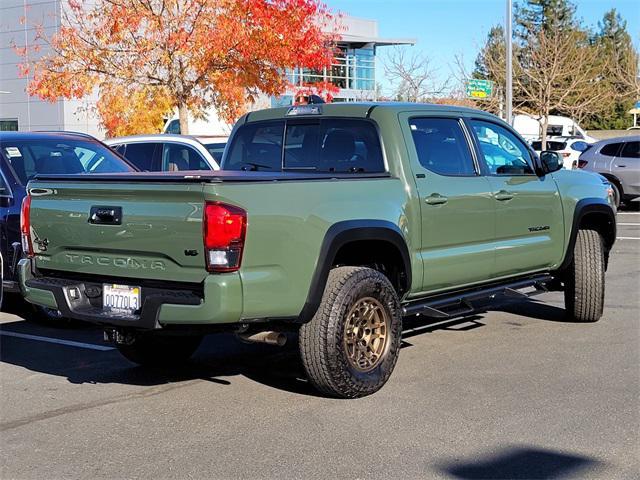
[{"left": 329, "top": 0, "right": 640, "bottom": 95}]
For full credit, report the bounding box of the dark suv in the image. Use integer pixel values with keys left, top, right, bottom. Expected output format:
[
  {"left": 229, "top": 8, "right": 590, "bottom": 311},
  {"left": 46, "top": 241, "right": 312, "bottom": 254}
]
[{"left": 0, "top": 132, "right": 134, "bottom": 300}]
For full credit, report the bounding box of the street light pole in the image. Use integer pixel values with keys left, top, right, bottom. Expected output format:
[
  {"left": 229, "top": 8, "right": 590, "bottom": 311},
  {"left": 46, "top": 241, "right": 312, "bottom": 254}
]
[{"left": 505, "top": 0, "right": 513, "bottom": 124}]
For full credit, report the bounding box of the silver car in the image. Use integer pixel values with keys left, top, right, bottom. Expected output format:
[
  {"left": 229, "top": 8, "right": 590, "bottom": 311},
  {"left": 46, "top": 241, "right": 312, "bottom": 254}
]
[
  {"left": 578, "top": 135, "right": 639, "bottom": 207},
  {"left": 104, "top": 134, "right": 225, "bottom": 172}
]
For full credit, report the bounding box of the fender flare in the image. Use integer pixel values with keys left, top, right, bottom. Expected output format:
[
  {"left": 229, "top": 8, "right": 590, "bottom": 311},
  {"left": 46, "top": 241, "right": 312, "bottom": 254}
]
[
  {"left": 557, "top": 198, "right": 616, "bottom": 272},
  {"left": 297, "top": 220, "right": 411, "bottom": 323}
]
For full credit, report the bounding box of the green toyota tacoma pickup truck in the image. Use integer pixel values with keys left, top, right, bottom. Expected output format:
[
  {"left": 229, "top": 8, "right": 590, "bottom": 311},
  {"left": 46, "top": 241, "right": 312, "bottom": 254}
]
[{"left": 19, "top": 103, "right": 616, "bottom": 398}]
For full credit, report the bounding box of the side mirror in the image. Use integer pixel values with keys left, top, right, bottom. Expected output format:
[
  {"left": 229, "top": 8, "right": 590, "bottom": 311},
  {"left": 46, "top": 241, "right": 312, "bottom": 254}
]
[{"left": 540, "top": 151, "right": 563, "bottom": 173}]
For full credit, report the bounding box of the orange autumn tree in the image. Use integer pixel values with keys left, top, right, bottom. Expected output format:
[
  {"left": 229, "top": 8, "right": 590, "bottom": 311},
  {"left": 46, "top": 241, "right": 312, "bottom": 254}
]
[
  {"left": 97, "top": 86, "right": 173, "bottom": 137},
  {"left": 19, "top": 0, "right": 337, "bottom": 134}
]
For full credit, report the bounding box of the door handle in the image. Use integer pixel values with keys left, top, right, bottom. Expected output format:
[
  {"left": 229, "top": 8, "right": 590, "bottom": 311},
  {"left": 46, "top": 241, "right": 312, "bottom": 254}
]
[
  {"left": 425, "top": 193, "right": 448, "bottom": 205},
  {"left": 495, "top": 190, "right": 515, "bottom": 201},
  {"left": 615, "top": 164, "right": 626, "bottom": 168}
]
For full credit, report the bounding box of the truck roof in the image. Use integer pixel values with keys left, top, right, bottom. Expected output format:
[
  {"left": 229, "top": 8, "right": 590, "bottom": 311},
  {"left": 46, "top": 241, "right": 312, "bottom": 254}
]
[{"left": 244, "top": 101, "right": 497, "bottom": 123}]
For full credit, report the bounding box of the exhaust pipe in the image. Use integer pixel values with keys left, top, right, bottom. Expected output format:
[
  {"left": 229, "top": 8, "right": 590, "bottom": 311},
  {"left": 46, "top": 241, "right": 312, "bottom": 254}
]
[{"left": 238, "top": 331, "right": 287, "bottom": 346}]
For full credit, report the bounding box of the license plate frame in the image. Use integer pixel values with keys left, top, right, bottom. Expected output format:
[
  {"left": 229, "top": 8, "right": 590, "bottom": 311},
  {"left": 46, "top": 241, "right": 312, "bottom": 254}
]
[{"left": 102, "top": 284, "right": 141, "bottom": 315}]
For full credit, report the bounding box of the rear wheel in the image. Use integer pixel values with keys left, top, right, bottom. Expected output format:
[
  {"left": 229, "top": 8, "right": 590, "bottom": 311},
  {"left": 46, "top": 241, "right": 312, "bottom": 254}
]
[
  {"left": 564, "top": 229, "right": 606, "bottom": 322},
  {"left": 116, "top": 333, "right": 203, "bottom": 367},
  {"left": 299, "top": 266, "right": 402, "bottom": 398}
]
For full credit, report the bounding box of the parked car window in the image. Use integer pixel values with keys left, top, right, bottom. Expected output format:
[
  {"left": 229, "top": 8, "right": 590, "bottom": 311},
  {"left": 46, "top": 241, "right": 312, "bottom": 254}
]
[
  {"left": 409, "top": 118, "right": 475, "bottom": 176},
  {"left": 531, "top": 140, "right": 566, "bottom": 151},
  {"left": 0, "top": 169, "right": 9, "bottom": 197},
  {"left": 283, "top": 123, "right": 316, "bottom": 169},
  {"left": 122, "top": 143, "right": 159, "bottom": 171},
  {"left": 620, "top": 141, "right": 640, "bottom": 159},
  {"left": 282, "top": 120, "right": 383, "bottom": 173},
  {"left": 111, "top": 144, "right": 126, "bottom": 155},
  {"left": 224, "top": 121, "right": 284, "bottom": 171},
  {"left": 203, "top": 142, "right": 226, "bottom": 163},
  {"left": 161, "top": 143, "right": 211, "bottom": 171},
  {"left": 0, "top": 138, "right": 133, "bottom": 185},
  {"left": 600, "top": 142, "right": 622, "bottom": 157},
  {"left": 165, "top": 119, "right": 181, "bottom": 134},
  {"left": 470, "top": 120, "right": 534, "bottom": 175},
  {"left": 316, "top": 119, "right": 383, "bottom": 173}
]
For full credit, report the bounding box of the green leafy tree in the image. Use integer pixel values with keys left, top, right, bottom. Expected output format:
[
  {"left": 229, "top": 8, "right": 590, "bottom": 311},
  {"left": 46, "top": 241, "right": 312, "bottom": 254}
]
[
  {"left": 586, "top": 9, "right": 639, "bottom": 129},
  {"left": 515, "top": 0, "right": 578, "bottom": 38}
]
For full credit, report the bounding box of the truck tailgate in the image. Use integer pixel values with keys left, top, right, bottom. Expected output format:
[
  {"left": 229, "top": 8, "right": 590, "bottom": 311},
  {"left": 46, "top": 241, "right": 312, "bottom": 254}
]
[{"left": 28, "top": 181, "right": 207, "bottom": 283}]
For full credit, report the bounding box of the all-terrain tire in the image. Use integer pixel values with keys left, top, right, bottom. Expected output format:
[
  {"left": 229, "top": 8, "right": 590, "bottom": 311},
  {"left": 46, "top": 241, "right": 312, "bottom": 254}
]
[
  {"left": 116, "top": 334, "right": 203, "bottom": 367},
  {"left": 299, "top": 266, "right": 402, "bottom": 398},
  {"left": 564, "top": 229, "right": 606, "bottom": 322}
]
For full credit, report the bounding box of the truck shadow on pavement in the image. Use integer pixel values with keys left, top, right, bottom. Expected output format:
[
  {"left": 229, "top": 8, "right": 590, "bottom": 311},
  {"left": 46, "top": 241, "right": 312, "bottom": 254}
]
[
  {"left": 437, "top": 445, "right": 603, "bottom": 479},
  {"left": 0, "top": 295, "right": 577, "bottom": 397}
]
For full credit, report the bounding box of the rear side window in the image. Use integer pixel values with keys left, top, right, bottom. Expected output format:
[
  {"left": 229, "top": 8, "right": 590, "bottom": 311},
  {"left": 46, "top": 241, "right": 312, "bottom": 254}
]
[
  {"left": 620, "top": 141, "right": 639, "bottom": 159},
  {"left": 223, "top": 119, "right": 384, "bottom": 173},
  {"left": 600, "top": 142, "right": 622, "bottom": 157},
  {"left": 409, "top": 118, "right": 475, "bottom": 176},
  {"left": 122, "top": 143, "right": 159, "bottom": 171}
]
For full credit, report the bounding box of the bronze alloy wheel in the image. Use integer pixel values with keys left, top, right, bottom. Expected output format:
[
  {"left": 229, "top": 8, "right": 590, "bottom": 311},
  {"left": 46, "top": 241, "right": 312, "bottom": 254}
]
[{"left": 343, "top": 297, "right": 390, "bottom": 372}]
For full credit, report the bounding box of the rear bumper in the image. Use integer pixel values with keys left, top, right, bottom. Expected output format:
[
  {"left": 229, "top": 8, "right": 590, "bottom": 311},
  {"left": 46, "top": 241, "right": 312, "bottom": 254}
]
[{"left": 18, "top": 259, "right": 243, "bottom": 329}]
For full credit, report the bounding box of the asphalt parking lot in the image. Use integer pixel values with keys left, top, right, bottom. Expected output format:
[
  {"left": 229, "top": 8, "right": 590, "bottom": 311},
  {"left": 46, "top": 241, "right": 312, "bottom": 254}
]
[{"left": 1, "top": 209, "right": 638, "bottom": 479}]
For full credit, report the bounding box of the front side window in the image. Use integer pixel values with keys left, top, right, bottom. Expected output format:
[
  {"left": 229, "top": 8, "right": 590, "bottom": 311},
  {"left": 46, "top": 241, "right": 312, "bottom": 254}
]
[
  {"left": 409, "top": 117, "right": 476, "bottom": 176},
  {"left": 470, "top": 120, "right": 534, "bottom": 175},
  {"left": 600, "top": 142, "right": 622, "bottom": 157},
  {"left": 162, "top": 143, "right": 211, "bottom": 171},
  {"left": 620, "top": 141, "right": 639, "bottom": 159},
  {"left": 0, "top": 138, "right": 134, "bottom": 185}
]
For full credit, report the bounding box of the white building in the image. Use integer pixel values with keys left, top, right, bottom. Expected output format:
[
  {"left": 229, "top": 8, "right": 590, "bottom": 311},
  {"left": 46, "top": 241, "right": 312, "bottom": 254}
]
[{"left": 1, "top": 3, "right": 413, "bottom": 138}]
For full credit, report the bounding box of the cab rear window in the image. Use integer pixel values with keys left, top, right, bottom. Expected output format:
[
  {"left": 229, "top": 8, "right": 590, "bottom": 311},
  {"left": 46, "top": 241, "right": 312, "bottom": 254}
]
[{"left": 223, "top": 119, "right": 384, "bottom": 173}]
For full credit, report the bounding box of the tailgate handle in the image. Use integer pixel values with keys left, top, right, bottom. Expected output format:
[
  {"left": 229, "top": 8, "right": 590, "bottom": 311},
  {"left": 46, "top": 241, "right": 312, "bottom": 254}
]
[{"left": 89, "top": 206, "right": 122, "bottom": 225}]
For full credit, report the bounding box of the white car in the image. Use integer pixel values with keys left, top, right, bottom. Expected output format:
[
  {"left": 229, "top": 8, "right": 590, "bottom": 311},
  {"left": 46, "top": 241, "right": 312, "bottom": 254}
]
[
  {"left": 104, "top": 134, "right": 226, "bottom": 171},
  {"left": 531, "top": 137, "right": 593, "bottom": 170}
]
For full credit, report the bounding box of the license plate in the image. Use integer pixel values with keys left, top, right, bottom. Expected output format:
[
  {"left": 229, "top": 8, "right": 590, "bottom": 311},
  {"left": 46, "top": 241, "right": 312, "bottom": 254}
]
[{"left": 103, "top": 284, "right": 141, "bottom": 315}]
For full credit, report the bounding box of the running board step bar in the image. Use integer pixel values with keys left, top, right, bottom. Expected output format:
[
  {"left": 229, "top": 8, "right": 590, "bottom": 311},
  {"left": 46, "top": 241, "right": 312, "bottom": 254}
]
[{"left": 402, "top": 274, "right": 553, "bottom": 319}]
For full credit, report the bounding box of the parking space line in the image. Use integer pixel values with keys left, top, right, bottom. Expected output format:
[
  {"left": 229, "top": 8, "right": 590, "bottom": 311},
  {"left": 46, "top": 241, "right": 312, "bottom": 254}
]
[
  {"left": 616, "top": 237, "right": 640, "bottom": 240},
  {"left": 618, "top": 212, "right": 640, "bottom": 215},
  {"left": 617, "top": 223, "right": 640, "bottom": 226},
  {"left": 0, "top": 331, "right": 115, "bottom": 351}
]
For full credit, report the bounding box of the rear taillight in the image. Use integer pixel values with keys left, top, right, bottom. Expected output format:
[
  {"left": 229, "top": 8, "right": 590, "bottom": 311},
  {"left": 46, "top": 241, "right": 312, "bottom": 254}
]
[
  {"left": 577, "top": 159, "right": 588, "bottom": 169},
  {"left": 203, "top": 202, "right": 247, "bottom": 272},
  {"left": 20, "top": 196, "right": 34, "bottom": 257}
]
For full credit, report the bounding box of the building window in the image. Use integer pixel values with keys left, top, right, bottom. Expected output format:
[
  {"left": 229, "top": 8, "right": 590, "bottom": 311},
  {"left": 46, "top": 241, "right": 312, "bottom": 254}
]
[
  {"left": 284, "top": 44, "right": 377, "bottom": 95},
  {"left": 0, "top": 119, "right": 18, "bottom": 131}
]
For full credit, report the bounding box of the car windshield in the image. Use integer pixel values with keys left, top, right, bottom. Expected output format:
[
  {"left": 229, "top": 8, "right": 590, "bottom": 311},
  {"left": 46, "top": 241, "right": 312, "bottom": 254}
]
[
  {"left": 203, "top": 142, "right": 226, "bottom": 163},
  {"left": 1, "top": 138, "right": 134, "bottom": 185}
]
